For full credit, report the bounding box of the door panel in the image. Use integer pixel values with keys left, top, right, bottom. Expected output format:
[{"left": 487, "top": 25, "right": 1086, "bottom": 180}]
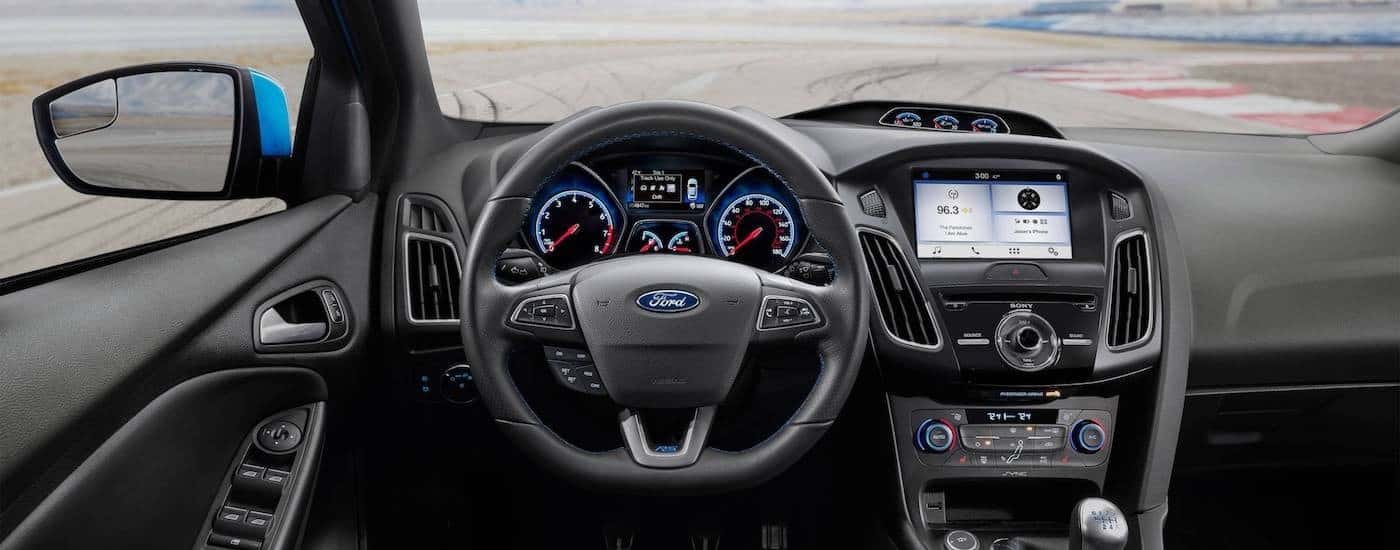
[
  {"left": 0, "top": 194, "right": 374, "bottom": 549},
  {"left": 0, "top": 368, "right": 326, "bottom": 550}
]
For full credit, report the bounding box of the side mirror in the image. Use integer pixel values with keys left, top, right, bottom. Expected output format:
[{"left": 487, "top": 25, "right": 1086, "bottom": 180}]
[{"left": 32, "top": 62, "right": 291, "bottom": 199}]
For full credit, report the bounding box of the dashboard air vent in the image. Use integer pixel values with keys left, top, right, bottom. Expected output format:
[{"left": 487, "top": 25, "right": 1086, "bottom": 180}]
[
  {"left": 404, "top": 234, "right": 461, "bottom": 323},
  {"left": 1108, "top": 232, "right": 1151, "bottom": 348},
  {"left": 859, "top": 231, "right": 939, "bottom": 347},
  {"left": 405, "top": 200, "right": 450, "bottom": 232}
]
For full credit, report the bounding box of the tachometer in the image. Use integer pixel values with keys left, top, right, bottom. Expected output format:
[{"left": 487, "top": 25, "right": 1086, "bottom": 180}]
[
  {"left": 533, "top": 189, "right": 617, "bottom": 268},
  {"left": 715, "top": 193, "right": 796, "bottom": 271}
]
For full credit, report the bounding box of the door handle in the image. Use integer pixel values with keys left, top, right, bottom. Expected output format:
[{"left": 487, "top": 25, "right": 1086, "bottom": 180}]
[
  {"left": 253, "top": 280, "right": 351, "bottom": 352},
  {"left": 258, "top": 307, "right": 328, "bottom": 345}
]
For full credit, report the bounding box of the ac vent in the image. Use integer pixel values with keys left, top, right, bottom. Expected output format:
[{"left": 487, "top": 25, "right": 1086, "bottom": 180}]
[
  {"left": 404, "top": 234, "right": 462, "bottom": 323},
  {"left": 1108, "top": 232, "right": 1151, "bottom": 348},
  {"left": 404, "top": 200, "right": 451, "bottom": 232},
  {"left": 859, "top": 231, "right": 939, "bottom": 347}
]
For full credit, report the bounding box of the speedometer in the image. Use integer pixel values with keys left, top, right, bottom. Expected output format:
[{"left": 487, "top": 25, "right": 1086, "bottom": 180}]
[
  {"left": 715, "top": 192, "right": 797, "bottom": 271},
  {"left": 533, "top": 189, "right": 617, "bottom": 269}
]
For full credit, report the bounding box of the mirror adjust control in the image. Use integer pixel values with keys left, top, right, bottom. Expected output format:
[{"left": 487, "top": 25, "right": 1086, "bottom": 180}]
[
  {"left": 512, "top": 295, "right": 574, "bottom": 329},
  {"left": 208, "top": 533, "right": 262, "bottom": 549},
  {"left": 256, "top": 420, "right": 303, "bottom": 454}
]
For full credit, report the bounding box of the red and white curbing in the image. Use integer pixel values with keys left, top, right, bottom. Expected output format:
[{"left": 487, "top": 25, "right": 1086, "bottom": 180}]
[{"left": 1014, "top": 53, "right": 1387, "bottom": 133}]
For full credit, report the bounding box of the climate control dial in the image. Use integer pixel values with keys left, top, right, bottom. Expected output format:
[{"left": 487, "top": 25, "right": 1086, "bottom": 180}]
[
  {"left": 1071, "top": 420, "right": 1106, "bottom": 454},
  {"left": 915, "top": 419, "right": 957, "bottom": 453}
]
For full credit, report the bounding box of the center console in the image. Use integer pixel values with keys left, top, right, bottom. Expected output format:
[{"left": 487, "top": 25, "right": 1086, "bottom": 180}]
[{"left": 838, "top": 152, "right": 1167, "bottom": 550}]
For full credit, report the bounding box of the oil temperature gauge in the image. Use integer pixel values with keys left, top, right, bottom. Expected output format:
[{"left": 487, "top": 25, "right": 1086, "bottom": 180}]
[{"left": 626, "top": 220, "right": 701, "bottom": 255}]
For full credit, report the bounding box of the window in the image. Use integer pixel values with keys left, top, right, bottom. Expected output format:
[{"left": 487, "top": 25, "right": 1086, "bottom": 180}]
[
  {"left": 419, "top": 1, "right": 1398, "bottom": 135},
  {"left": 0, "top": 3, "right": 313, "bottom": 280}
]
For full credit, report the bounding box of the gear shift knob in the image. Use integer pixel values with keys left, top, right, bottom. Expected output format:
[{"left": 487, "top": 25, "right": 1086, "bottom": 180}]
[{"left": 1070, "top": 497, "right": 1128, "bottom": 550}]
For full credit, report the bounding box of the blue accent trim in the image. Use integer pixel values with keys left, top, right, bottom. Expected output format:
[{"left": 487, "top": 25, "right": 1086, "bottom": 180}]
[{"left": 248, "top": 69, "right": 292, "bottom": 158}]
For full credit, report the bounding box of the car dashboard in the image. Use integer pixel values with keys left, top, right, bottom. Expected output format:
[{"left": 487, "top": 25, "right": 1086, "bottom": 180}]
[{"left": 378, "top": 100, "right": 1399, "bottom": 550}]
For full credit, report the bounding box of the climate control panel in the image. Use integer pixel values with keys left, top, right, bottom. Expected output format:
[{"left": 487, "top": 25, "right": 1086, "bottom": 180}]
[{"left": 911, "top": 407, "right": 1113, "bottom": 469}]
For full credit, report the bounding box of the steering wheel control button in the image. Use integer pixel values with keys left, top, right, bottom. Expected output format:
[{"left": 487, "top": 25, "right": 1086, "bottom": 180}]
[
  {"left": 915, "top": 419, "right": 956, "bottom": 453},
  {"left": 544, "top": 346, "right": 590, "bottom": 362},
  {"left": 256, "top": 420, "right": 303, "bottom": 454},
  {"left": 994, "top": 310, "right": 1060, "bottom": 371},
  {"left": 1072, "top": 420, "right": 1106, "bottom": 454},
  {"left": 758, "top": 296, "right": 820, "bottom": 330},
  {"left": 944, "top": 530, "right": 979, "bottom": 550},
  {"left": 545, "top": 348, "right": 607, "bottom": 396},
  {"left": 441, "top": 365, "right": 477, "bottom": 404},
  {"left": 512, "top": 294, "right": 575, "bottom": 329}
]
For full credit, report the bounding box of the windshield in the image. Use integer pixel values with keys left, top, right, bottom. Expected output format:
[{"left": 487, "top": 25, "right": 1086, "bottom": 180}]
[{"left": 420, "top": 1, "right": 1399, "bottom": 134}]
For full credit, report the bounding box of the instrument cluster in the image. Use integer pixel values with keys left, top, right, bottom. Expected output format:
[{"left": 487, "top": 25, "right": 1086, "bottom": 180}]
[{"left": 521, "top": 154, "right": 806, "bottom": 271}]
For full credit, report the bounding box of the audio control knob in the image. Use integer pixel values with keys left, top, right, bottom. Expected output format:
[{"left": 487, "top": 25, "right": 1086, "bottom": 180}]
[
  {"left": 994, "top": 310, "right": 1060, "bottom": 372},
  {"left": 1071, "top": 420, "right": 1106, "bottom": 454},
  {"left": 915, "top": 419, "right": 956, "bottom": 453}
]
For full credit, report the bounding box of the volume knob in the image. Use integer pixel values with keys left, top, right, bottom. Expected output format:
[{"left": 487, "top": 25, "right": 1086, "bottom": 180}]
[{"left": 994, "top": 310, "right": 1060, "bottom": 372}]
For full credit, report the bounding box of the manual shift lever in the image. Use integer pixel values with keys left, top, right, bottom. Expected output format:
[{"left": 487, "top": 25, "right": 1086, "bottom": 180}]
[{"left": 1069, "top": 498, "right": 1128, "bottom": 550}]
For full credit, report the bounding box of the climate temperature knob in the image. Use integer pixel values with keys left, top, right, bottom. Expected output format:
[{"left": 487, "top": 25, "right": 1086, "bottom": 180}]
[
  {"left": 915, "top": 419, "right": 956, "bottom": 453},
  {"left": 1071, "top": 420, "right": 1106, "bottom": 454},
  {"left": 994, "top": 310, "right": 1060, "bottom": 372}
]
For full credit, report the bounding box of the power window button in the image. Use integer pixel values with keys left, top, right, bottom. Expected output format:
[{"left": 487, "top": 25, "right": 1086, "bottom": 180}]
[
  {"left": 263, "top": 468, "right": 290, "bottom": 486},
  {"left": 234, "top": 464, "right": 265, "bottom": 482},
  {"left": 244, "top": 511, "right": 274, "bottom": 535}
]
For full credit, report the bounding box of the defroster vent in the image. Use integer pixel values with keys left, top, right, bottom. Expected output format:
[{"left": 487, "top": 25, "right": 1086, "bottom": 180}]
[
  {"left": 859, "top": 231, "right": 939, "bottom": 347},
  {"left": 1107, "top": 232, "right": 1151, "bottom": 348}
]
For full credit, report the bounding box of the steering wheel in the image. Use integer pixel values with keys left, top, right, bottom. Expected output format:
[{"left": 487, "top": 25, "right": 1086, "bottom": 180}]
[{"left": 461, "top": 100, "right": 869, "bottom": 492}]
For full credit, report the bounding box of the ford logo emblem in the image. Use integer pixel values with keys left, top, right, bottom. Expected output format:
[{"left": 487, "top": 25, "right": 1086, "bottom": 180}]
[{"left": 636, "top": 290, "right": 700, "bottom": 313}]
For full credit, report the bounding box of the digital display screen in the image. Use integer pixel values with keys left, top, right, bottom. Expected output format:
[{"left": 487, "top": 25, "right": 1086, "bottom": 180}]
[
  {"left": 967, "top": 409, "right": 1060, "bottom": 424},
  {"left": 913, "top": 169, "right": 1072, "bottom": 260},
  {"left": 628, "top": 169, "right": 707, "bottom": 211}
]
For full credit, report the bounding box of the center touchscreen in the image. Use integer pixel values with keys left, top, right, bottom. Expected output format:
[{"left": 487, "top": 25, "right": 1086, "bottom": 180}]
[{"left": 913, "top": 168, "right": 1073, "bottom": 259}]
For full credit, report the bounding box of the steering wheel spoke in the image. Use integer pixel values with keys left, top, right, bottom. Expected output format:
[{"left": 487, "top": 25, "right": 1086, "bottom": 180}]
[
  {"left": 750, "top": 273, "right": 835, "bottom": 344},
  {"left": 502, "top": 274, "right": 586, "bottom": 344},
  {"left": 619, "top": 406, "right": 717, "bottom": 468}
]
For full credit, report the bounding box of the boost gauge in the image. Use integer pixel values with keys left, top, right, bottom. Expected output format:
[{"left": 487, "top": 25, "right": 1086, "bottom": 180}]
[{"left": 533, "top": 189, "right": 618, "bottom": 269}]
